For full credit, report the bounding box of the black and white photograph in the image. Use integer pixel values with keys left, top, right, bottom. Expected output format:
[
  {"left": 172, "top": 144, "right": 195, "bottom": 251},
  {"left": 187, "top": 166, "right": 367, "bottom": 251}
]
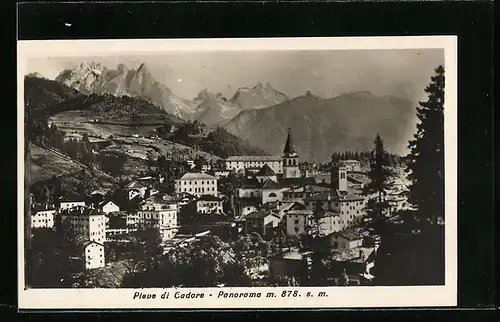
[{"left": 18, "top": 37, "right": 457, "bottom": 309}]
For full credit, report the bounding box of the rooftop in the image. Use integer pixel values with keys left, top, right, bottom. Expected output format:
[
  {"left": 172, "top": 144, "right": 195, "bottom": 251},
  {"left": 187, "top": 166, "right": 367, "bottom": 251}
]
[
  {"left": 308, "top": 191, "right": 338, "bottom": 201},
  {"left": 125, "top": 181, "right": 145, "bottom": 189},
  {"left": 261, "top": 178, "right": 282, "bottom": 190},
  {"left": 281, "top": 248, "right": 304, "bottom": 260},
  {"left": 278, "top": 177, "right": 316, "bottom": 187},
  {"left": 255, "top": 164, "right": 276, "bottom": 177},
  {"left": 240, "top": 178, "right": 263, "bottom": 189},
  {"left": 74, "top": 235, "right": 105, "bottom": 249},
  {"left": 246, "top": 211, "right": 278, "bottom": 220},
  {"left": 337, "top": 230, "right": 364, "bottom": 241},
  {"left": 179, "top": 172, "right": 216, "bottom": 180},
  {"left": 62, "top": 206, "right": 103, "bottom": 217},
  {"left": 283, "top": 128, "right": 296, "bottom": 155},
  {"left": 286, "top": 209, "right": 313, "bottom": 216},
  {"left": 341, "top": 159, "right": 361, "bottom": 164},
  {"left": 143, "top": 194, "right": 176, "bottom": 205},
  {"left": 226, "top": 155, "right": 282, "bottom": 162},
  {"left": 339, "top": 192, "right": 365, "bottom": 202},
  {"left": 60, "top": 193, "right": 86, "bottom": 202},
  {"left": 328, "top": 247, "right": 375, "bottom": 263}
]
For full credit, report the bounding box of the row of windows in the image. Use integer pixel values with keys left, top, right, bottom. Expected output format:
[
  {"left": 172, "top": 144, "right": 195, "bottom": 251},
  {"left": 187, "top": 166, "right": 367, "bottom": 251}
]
[
  {"left": 33, "top": 219, "right": 51, "bottom": 223},
  {"left": 180, "top": 180, "right": 216, "bottom": 185},
  {"left": 138, "top": 212, "right": 176, "bottom": 219},
  {"left": 283, "top": 158, "right": 298, "bottom": 166},
  {"left": 180, "top": 187, "right": 215, "bottom": 193},
  {"left": 198, "top": 202, "right": 220, "bottom": 207}
]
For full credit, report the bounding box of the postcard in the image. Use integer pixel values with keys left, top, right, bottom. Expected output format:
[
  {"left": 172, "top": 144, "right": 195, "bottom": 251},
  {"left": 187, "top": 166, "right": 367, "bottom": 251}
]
[{"left": 18, "top": 36, "right": 457, "bottom": 309}]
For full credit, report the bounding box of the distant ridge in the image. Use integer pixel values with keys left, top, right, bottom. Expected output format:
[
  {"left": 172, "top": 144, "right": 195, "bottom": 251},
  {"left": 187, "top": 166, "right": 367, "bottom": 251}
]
[{"left": 223, "top": 91, "right": 416, "bottom": 162}]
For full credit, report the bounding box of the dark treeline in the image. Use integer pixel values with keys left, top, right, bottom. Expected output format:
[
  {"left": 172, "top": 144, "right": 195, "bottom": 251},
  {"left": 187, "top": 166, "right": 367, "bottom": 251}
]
[
  {"left": 330, "top": 150, "right": 405, "bottom": 168},
  {"left": 166, "top": 122, "right": 268, "bottom": 159}
]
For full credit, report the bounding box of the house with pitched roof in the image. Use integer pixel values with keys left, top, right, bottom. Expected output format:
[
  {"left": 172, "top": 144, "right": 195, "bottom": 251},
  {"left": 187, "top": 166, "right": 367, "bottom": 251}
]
[
  {"left": 255, "top": 164, "right": 277, "bottom": 183},
  {"left": 31, "top": 206, "right": 57, "bottom": 229},
  {"left": 98, "top": 200, "right": 120, "bottom": 214},
  {"left": 268, "top": 248, "right": 310, "bottom": 284},
  {"left": 174, "top": 172, "right": 218, "bottom": 197},
  {"left": 59, "top": 193, "right": 86, "bottom": 210},
  {"left": 245, "top": 211, "right": 281, "bottom": 236},
  {"left": 137, "top": 194, "right": 179, "bottom": 241},
  {"left": 261, "top": 178, "right": 286, "bottom": 204},
  {"left": 124, "top": 180, "right": 147, "bottom": 200},
  {"left": 73, "top": 236, "right": 106, "bottom": 270},
  {"left": 196, "top": 194, "right": 224, "bottom": 215}
]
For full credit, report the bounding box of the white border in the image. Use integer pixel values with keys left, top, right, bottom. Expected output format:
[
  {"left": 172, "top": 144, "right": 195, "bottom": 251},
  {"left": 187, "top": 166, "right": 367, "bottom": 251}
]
[{"left": 17, "top": 36, "right": 458, "bottom": 309}]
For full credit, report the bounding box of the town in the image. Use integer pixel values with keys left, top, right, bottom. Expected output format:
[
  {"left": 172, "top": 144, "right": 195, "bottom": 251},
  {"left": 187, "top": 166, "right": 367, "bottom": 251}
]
[{"left": 28, "top": 127, "right": 412, "bottom": 288}]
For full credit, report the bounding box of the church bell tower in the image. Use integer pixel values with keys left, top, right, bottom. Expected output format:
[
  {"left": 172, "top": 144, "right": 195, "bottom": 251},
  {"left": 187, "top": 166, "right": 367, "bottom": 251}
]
[{"left": 282, "top": 128, "right": 300, "bottom": 179}]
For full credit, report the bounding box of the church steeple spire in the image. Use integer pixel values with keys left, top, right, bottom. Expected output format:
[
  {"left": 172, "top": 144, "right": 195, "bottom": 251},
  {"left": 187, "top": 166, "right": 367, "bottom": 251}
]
[{"left": 283, "top": 128, "right": 295, "bottom": 155}]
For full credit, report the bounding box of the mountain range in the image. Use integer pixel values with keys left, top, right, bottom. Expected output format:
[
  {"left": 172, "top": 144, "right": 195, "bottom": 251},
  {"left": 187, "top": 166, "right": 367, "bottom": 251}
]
[
  {"left": 222, "top": 91, "right": 416, "bottom": 162},
  {"left": 46, "top": 61, "right": 418, "bottom": 161},
  {"left": 55, "top": 62, "right": 289, "bottom": 124}
]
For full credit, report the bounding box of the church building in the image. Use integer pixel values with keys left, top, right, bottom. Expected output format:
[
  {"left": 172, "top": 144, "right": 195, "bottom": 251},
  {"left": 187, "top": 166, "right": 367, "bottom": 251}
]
[{"left": 282, "top": 128, "right": 301, "bottom": 179}]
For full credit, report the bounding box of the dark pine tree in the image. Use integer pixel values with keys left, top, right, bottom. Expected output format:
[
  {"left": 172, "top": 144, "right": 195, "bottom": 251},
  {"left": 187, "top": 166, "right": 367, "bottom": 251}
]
[
  {"left": 406, "top": 65, "right": 445, "bottom": 224},
  {"left": 362, "top": 134, "right": 394, "bottom": 226}
]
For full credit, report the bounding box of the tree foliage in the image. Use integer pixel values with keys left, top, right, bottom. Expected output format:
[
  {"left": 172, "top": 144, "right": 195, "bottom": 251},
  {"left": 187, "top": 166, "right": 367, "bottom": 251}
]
[
  {"left": 362, "top": 134, "right": 395, "bottom": 224},
  {"left": 200, "top": 127, "right": 268, "bottom": 159},
  {"left": 122, "top": 235, "right": 251, "bottom": 287},
  {"left": 405, "top": 65, "right": 445, "bottom": 223}
]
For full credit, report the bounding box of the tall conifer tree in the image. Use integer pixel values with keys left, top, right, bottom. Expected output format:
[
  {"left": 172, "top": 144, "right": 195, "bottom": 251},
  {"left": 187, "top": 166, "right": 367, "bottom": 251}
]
[
  {"left": 406, "top": 65, "right": 445, "bottom": 223},
  {"left": 363, "top": 134, "right": 394, "bottom": 223}
]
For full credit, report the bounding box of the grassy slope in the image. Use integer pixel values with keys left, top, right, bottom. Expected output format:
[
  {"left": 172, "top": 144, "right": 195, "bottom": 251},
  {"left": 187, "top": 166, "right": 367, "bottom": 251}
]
[{"left": 29, "top": 143, "right": 84, "bottom": 183}]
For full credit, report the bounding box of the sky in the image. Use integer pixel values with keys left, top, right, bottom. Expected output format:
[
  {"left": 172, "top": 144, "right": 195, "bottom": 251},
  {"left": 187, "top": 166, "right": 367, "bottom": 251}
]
[{"left": 28, "top": 49, "right": 444, "bottom": 102}]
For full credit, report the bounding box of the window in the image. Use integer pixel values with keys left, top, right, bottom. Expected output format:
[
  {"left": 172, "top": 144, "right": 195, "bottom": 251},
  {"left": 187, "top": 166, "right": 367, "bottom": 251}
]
[{"left": 294, "top": 219, "right": 299, "bottom": 225}]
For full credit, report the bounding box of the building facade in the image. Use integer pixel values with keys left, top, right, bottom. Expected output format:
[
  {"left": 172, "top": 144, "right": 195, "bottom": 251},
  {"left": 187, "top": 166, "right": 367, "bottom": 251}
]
[
  {"left": 137, "top": 195, "right": 179, "bottom": 241},
  {"left": 81, "top": 240, "right": 105, "bottom": 269},
  {"left": 60, "top": 206, "right": 106, "bottom": 244},
  {"left": 196, "top": 195, "right": 224, "bottom": 214},
  {"left": 99, "top": 200, "right": 120, "bottom": 214},
  {"left": 31, "top": 209, "right": 56, "bottom": 229},
  {"left": 175, "top": 172, "right": 218, "bottom": 197},
  {"left": 340, "top": 160, "right": 362, "bottom": 172},
  {"left": 226, "top": 156, "right": 283, "bottom": 174}
]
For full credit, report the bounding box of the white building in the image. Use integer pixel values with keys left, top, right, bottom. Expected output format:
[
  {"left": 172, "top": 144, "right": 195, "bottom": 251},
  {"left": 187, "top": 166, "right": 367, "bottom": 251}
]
[
  {"left": 226, "top": 156, "right": 283, "bottom": 174},
  {"left": 137, "top": 195, "right": 179, "bottom": 241},
  {"left": 175, "top": 172, "right": 218, "bottom": 197},
  {"left": 60, "top": 206, "right": 106, "bottom": 244},
  {"left": 340, "top": 160, "right": 362, "bottom": 172},
  {"left": 98, "top": 200, "right": 120, "bottom": 214},
  {"left": 196, "top": 195, "right": 224, "bottom": 215},
  {"left": 331, "top": 165, "right": 348, "bottom": 192},
  {"left": 31, "top": 209, "right": 56, "bottom": 229},
  {"left": 61, "top": 207, "right": 106, "bottom": 244},
  {"left": 59, "top": 194, "right": 86, "bottom": 210},
  {"left": 78, "top": 238, "right": 105, "bottom": 269}
]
